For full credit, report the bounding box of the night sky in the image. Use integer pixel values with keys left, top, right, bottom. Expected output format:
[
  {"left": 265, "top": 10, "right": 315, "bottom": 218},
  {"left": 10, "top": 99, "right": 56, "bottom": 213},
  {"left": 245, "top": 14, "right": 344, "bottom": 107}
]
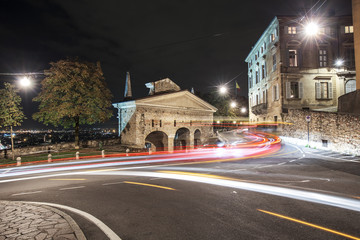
[{"left": 0, "top": 0, "right": 352, "bottom": 128}]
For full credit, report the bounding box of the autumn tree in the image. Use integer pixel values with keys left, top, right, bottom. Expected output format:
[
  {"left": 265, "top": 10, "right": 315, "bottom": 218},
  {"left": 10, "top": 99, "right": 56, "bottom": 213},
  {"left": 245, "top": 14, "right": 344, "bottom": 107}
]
[
  {"left": 0, "top": 83, "right": 26, "bottom": 160},
  {"left": 33, "top": 59, "right": 113, "bottom": 149}
]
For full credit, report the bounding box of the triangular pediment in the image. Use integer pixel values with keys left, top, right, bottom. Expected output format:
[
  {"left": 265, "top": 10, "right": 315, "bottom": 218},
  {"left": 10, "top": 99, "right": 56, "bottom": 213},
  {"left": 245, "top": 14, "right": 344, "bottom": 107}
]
[{"left": 135, "top": 90, "right": 217, "bottom": 112}]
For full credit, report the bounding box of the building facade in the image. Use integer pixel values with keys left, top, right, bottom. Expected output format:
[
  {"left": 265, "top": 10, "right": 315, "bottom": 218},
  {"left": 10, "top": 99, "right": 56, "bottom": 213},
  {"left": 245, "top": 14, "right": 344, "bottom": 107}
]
[
  {"left": 245, "top": 15, "right": 356, "bottom": 123},
  {"left": 113, "top": 78, "right": 217, "bottom": 151}
]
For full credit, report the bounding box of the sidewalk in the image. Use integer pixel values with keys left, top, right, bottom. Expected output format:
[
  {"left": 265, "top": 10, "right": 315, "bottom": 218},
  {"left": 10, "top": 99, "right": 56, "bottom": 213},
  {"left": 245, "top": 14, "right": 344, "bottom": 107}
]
[{"left": 0, "top": 201, "right": 86, "bottom": 240}]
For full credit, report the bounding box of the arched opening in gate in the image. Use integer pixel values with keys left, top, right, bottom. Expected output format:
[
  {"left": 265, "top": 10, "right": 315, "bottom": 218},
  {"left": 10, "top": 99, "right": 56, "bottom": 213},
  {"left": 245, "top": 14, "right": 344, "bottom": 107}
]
[
  {"left": 145, "top": 131, "right": 168, "bottom": 151},
  {"left": 194, "top": 129, "right": 201, "bottom": 148},
  {"left": 174, "top": 128, "right": 190, "bottom": 150}
]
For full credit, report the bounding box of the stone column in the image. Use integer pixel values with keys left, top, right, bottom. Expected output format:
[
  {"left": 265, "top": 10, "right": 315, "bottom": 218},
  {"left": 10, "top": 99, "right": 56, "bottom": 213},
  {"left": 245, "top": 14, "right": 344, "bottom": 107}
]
[
  {"left": 168, "top": 135, "right": 174, "bottom": 153},
  {"left": 189, "top": 135, "right": 194, "bottom": 149}
]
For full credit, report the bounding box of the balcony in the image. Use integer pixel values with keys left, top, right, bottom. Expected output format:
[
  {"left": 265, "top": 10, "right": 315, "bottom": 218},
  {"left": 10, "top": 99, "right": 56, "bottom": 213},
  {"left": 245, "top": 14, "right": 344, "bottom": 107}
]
[{"left": 251, "top": 103, "right": 268, "bottom": 115}]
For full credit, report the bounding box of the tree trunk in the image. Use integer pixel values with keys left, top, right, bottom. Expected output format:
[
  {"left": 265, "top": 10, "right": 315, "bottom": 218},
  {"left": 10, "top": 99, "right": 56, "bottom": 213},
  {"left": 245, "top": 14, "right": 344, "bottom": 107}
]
[
  {"left": 74, "top": 116, "right": 80, "bottom": 149},
  {"left": 10, "top": 126, "right": 15, "bottom": 161}
]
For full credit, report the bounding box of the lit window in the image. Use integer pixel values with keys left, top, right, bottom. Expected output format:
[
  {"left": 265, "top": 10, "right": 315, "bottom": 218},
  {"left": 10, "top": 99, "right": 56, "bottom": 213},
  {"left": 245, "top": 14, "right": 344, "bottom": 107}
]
[
  {"left": 288, "top": 26, "right": 297, "bottom": 34},
  {"left": 289, "top": 49, "right": 298, "bottom": 67},
  {"left": 315, "top": 82, "right": 332, "bottom": 99},
  {"left": 319, "top": 49, "right": 328, "bottom": 67},
  {"left": 270, "top": 34, "right": 275, "bottom": 42},
  {"left": 261, "top": 64, "right": 266, "bottom": 79},
  {"left": 286, "top": 82, "right": 303, "bottom": 99},
  {"left": 255, "top": 70, "right": 259, "bottom": 83},
  {"left": 345, "top": 26, "right": 354, "bottom": 33}
]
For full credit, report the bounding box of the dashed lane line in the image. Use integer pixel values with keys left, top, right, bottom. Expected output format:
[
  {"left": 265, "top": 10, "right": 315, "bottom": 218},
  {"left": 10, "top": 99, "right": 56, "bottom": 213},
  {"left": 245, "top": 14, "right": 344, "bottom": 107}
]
[
  {"left": 11, "top": 191, "right": 42, "bottom": 196},
  {"left": 59, "top": 186, "right": 85, "bottom": 191},
  {"left": 258, "top": 209, "right": 360, "bottom": 240}
]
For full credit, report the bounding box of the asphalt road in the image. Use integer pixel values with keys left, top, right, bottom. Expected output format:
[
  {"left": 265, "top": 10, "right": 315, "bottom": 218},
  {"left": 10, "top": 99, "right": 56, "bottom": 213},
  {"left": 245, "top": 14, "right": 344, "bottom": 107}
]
[{"left": 0, "top": 132, "right": 360, "bottom": 240}]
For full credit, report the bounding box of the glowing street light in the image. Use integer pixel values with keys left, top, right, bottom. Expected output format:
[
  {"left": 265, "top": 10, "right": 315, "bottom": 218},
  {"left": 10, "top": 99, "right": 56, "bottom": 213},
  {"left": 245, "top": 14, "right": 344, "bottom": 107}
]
[
  {"left": 230, "top": 101, "right": 237, "bottom": 108},
  {"left": 335, "top": 59, "right": 344, "bottom": 67},
  {"left": 305, "top": 22, "right": 319, "bottom": 36},
  {"left": 219, "top": 86, "right": 228, "bottom": 95},
  {"left": 19, "top": 76, "right": 32, "bottom": 88},
  {"left": 241, "top": 107, "right": 247, "bottom": 113}
]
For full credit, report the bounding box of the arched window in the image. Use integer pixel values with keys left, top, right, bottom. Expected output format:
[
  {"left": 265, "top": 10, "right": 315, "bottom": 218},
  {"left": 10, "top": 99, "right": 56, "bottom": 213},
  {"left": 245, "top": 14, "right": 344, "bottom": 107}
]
[{"left": 345, "top": 80, "right": 356, "bottom": 94}]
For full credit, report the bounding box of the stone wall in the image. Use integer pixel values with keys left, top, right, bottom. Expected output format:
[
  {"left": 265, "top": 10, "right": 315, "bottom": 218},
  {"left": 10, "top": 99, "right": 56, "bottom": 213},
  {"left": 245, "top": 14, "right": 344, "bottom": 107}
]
[
  {"left": 0, "top": 138, "right": 122, "bottom": 158},
  {"left": 281, "top": 109, "right": 360, "bottom": 155}
]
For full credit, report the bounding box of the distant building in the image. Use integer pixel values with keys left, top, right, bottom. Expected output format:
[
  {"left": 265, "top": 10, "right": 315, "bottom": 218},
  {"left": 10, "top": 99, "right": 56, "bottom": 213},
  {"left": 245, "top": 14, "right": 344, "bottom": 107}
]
[
  {"left": 245, "top": 15, "right": 356, "bottom": 123},
  {"left": 113, "top": 77, "right": 217, "bottom": 151}
]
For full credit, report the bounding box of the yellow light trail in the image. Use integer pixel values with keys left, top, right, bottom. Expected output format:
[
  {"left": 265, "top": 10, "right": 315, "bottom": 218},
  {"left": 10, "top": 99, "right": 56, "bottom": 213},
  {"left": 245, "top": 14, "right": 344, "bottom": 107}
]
[
  {"left": 124, "top": 181, "right": 175, "bottom": 191},
  {"left": 158, "top": 171, "right": 237, "bottom": 181},
  {"left": 258, "top": 209, "right": 360, "bottom": 240},
  {"left": 49, "top": 179, "right": 86, "bottom": 181}
]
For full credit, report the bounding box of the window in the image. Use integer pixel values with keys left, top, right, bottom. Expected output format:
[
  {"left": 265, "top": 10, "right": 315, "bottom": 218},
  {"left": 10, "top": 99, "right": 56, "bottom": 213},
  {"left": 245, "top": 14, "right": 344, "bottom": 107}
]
[
  {"left": 249, "top": 73, "right": 253, "bottom": 89},
  {"left": 345, "top": 47, "right": 355, "bottom": 68},
  {"left": 272, "top": 84, "right": 279, "bottom": 101},
  {"left": 345, "top": 80, "right": 356, "bottom": 94},
  {"left": 261, "top": 46, "right": 264, "bottom": 54},
  {"left": 174, "top": 120, "right": 176, "bottom": 127},
  {"left": 272, "top": 54, "right": 277, "bottom": 72},
  {"left": 256, "top": 94, "right": 259, "bottom": 105},
  {"left": 152, "top": 120, "right": 155, "bottom": 127},
  {"left": 289, "top": 49, "right": 298, "bottom": 67},
  {"left": 319, "top": 49, "right": 328, "bottom": 67},
  {"left": 315, "top": 82, "right": 333, "bottom": 99},
  {"left": 270, "top": 34, "right": 275, "bottom": 42},
  {"left": 255, "top": 55, "right": 258, "bottom": 61},
  {"left": 286, "top": 82, "right": 303, "bottom": 99},
  {"left": 261, "top": 64, "right": 266, "bottom": 79},
  {"left": 262, "top": 90, "right": 266, "bottom": 103},
  {"left": 345, "top": 26, "right": 354, "bottom": 33},
  {"left": 160, "top": 120, "right": 162, "bottom": 127},
  {"left": 288, "top": 26, "right": 297, "bottom": 34},
  {"left": 256, "top": 70, "right": 259, "bottom": 84}
]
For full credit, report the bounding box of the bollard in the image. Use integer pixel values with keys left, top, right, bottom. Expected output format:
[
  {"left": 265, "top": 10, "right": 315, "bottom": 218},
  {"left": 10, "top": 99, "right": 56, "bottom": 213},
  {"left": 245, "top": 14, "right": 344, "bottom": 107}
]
[
  {"left": 126, "top": 148, "right": 130, "bottom": 156},
  {"left": 16, "top": 157, "right": 21, "bottom": 166},
  {"left": 48, "top": 154, "right": 52, "bottom": 162},
  {"left": 76, "top": 151, "right": 79, "bottom": 160},
  {"left": 101, "top": 150, "right": 105, "bottom": 158}
]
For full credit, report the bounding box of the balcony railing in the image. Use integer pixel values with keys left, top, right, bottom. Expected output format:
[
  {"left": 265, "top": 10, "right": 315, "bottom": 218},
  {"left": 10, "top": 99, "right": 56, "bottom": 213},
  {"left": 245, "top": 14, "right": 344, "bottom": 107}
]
[{"left": 251, "top": 103, "right": 268, "bottom": 115}]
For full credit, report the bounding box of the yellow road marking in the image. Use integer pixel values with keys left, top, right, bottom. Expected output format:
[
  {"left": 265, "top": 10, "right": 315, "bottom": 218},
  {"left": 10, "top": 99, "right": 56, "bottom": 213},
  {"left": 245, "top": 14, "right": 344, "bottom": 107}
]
[
  {"left": 124, "top": 181, "right": 175, "bottom": 191},
  {"left": 49, "top": 179, "right": 86, "bottom": 181},
  {"left": 258, "top": 209, "right": 360, "bottom": 240}
]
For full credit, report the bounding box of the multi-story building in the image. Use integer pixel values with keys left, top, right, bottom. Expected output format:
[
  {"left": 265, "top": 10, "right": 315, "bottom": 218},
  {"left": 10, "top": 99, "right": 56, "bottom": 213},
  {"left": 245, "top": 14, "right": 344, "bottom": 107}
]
[{"left": 245, "top": 15, "right": 356, "bottom": 123}]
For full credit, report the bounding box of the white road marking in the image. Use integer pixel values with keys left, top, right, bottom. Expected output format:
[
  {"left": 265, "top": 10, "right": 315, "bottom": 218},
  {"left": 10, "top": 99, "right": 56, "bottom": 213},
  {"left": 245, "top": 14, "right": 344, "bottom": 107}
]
[
  {"left": 26, "top": 201, "right": 122, "bottom": 240},
  {"left": 102, "top": 182, "right": 124, "bottom": 186},
  {"left": 12, "top": 191, "right": 42, "bottom": 196},
  {"left": 59, "top": 186, "right": 85, "bottom": 191},
  {"left": 255, "top": 165, "right": 274, "bottom": 169},
  {"left": 278, "top": 162, "right": 286, "bottom": 165},
  {"left": 305, "top": 151, "right": 360, "bottom": 163}
]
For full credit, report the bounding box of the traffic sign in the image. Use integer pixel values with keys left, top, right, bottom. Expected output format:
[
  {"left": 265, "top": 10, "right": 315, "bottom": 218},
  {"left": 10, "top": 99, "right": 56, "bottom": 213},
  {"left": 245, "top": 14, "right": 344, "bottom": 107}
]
[{"left": 305, "top": 115, "right": 311, "bottom": 122}]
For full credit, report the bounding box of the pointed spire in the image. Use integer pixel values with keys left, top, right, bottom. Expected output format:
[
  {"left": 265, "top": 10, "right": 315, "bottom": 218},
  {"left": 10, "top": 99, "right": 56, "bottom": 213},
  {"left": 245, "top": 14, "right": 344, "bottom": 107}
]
[{"left": 124, "top": 72, "right": 132, "bottom": 100}]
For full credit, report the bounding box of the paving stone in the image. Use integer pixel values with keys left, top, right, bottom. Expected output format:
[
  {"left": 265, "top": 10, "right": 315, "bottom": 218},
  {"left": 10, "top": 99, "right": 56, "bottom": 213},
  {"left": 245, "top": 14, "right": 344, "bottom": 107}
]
[
  {"left": 35, "top": 232, "right": 48, "bottom": 240},
  {"left": 54, "top": 233, "right": 77, "bottom": 240},
  {"left": 2, "top": 228, "right": 17, "bottom": 235},
  {"left": 45, "top": 228, "right": 59, "bottom": 238},
  {"left": 23, "top": 230, "right": 42, "bottom": 238}
]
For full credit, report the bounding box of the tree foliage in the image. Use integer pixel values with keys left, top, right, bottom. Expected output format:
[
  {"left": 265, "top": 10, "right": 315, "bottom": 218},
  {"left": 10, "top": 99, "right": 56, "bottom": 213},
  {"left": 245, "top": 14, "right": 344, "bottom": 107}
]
[
  {"left": 0, "top": 82, "right": 26, "bottom": 128},
  {"left": 33, "top": 59, "right": 113, "bottom": 147},
  {"left": 200, "top": 91, "right": 237, "bottom": 117}
]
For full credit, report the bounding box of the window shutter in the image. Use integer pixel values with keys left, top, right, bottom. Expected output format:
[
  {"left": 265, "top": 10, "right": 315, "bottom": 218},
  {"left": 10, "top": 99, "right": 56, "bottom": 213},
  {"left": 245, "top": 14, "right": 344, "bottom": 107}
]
[
  {"left": 276, "top": 83, "right": 279, "bottom": 100},
  {"left": 286, "top": 82, "right": 291, "bottom": 99},
  {"left": 298, "top": 49, "right": 302, "bottom": 67},
  {"left": 286, "top": 50, "right": 290, "bottom": 67},
  {"left": 328, "top": 82, "right": 333, "bottom": 99},
  {"left": 340, "top": 26, "right": 345, "bottom": 34},
  {"left": 284, "top": 26, "right": 288, "bottom": 34},
  {"left": 299, "top": 82, "right": 303, "bottom": 99},
  {"left": 315, "top": 82, "right": 321, "bottom": 99}
]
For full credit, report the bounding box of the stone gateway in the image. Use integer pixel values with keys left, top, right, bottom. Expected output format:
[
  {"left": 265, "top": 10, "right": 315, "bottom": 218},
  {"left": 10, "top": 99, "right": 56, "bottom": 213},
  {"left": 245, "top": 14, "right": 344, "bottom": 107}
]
[{"left": 113, "top": 77, "right": 217, "bottom": 151}]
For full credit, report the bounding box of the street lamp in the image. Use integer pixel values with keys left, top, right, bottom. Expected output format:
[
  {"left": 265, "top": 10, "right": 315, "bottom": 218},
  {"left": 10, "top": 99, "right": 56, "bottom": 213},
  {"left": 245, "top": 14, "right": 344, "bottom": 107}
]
[
  {"left": 241, "top": 107, "right": 247, "bottom": 113},
  {"left": 335, "top": 59, "right": 344, "bottom": 67},
  {"left": 19, "top": 76, "right": 32, "bottom": 88},
  {"left": 230, "top": 101, "right": 237, "bottom": 108},
  {"left": 219, "top": 86, "right": 227, "bottom": 95},
  {"left": 305, "top": 21, "right": 320, "bottom": 36}
]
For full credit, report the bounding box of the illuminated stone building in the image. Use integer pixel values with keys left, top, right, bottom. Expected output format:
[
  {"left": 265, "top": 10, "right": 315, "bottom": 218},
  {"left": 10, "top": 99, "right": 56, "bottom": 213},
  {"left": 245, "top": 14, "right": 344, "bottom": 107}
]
[{"left": 245, "top": 15, "right": 356, "bottom": 123}]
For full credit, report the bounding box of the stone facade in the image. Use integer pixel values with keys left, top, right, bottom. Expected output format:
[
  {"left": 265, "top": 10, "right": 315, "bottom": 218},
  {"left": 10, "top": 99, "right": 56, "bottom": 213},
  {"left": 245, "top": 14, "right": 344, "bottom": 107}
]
[
  {"left": 113, "top": 81, "right": 217, "bottom": 151},
  {"left": 245, "top": 15, "right": 356, "bottom": 123},
  {"left": 281, "top": 109, "right": 360, "bottom": 155}
]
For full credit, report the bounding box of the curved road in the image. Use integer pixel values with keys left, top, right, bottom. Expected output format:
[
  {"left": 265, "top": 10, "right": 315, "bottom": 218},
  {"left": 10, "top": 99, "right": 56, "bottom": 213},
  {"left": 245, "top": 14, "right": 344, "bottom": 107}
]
[{"left": 0, "top": 131, "right": 359, "bottom": 239}]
